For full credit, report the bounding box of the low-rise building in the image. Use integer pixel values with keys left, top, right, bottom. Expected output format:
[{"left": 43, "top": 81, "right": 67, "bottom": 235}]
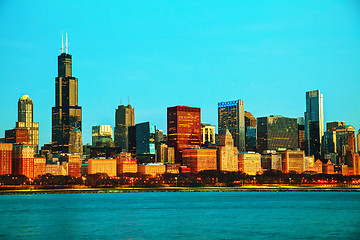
[
  {"left": 115, "top": 153, "right": 137, "bottom": 175},
  {"left": 182, "top": 148, "right": 217, "bottom": 173},
  {"left": 238, "top": 152, "right": 262, "bottom": 175},
  {"left": 281, "top": 150, "right": 305, "bottom": 174},
  {"left": 34, "top": 156, "right": 46, "bottom": 178},
  {"left": 88, "top": 158, "right": 117, "bottom": 177},
  {"left": 138, "top": 163, "right": 166, "bottom": 176}
]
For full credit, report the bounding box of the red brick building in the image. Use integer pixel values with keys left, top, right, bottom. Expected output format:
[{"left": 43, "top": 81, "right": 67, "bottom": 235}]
[
  {"left": 5, "top": 128, "right": 28, "bottom": 144},
  {"left": 0, "top": 143, "right": 13, "bottom": 175},
  {"left": 67, "top": 155, "right": 81, "bottom": 177},
  {"left": 12, "top": 143, "right": 34, "bottom": 179},
  {"left": 34, "top": 156, "right": 46, "bottom": 178},
  {"left": 182, "top": 148, "right": 217, "bottom": 173},
  {"left": 167, "top": 106, "right": 201, "bottom": 163}
]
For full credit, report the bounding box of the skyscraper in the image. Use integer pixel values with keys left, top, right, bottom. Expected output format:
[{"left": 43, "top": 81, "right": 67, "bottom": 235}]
[
  {"left": 304, "top": 90, "right": 324, "bottom": 159},
  {"left": 15, "top": 95, "right": 39, "bottom": 153},
  {"left": 167, "top": 106, "right": 201, "bottom": 163},
  {"left": 218, "top": 100, "right": 245, "bottom": 152},
  {"left": 68, "top": 128, "right": 83, "bottom": 157},
  {"left": 114, "top": 104, "right": 134, "bottom": 152},
  {"left": 52, "top": 33, "right": 82, "bottom": 154}
]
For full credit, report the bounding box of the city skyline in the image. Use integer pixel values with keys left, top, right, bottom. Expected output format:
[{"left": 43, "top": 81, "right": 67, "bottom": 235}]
[{"left": 1, "top": 1, "right": 359, "bottom": 147}]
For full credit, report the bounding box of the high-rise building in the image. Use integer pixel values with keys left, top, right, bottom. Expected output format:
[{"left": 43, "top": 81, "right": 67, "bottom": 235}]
[
  {"left": 327, "top": 121, "right": 346, "bottom": 132},
  {"left": 245, "top": 111, "right": 257, "bottom": 151},
  {"left": 12, "top": 143, "right": 35, "bottom": 179},
  {"left": 114, "top": 104, "right": 134, "bottom": 152},
  {"left": 257, "top": 115, "right": 298, "bottom": 153},
  {"left": 92, "top": 125, "right": 114, "bottom": 147},
  {"left": 357, "top": 130, "right": 360, "bottom": 153},
  {"left": 5, "top": 128, "right": 28, "bottom": 144},
  {"left": 218, "top": 100, "right": 245, "bottom": 152},
  {"left": 135, "top": 122, "right": 156, "bottom": 164},
  {"left": 0, "top": 143, "right": 13, "bottom": 175},
  {"left": 52, "top": 34, "right": 82, "bottom": 154},
  {"left": 68, "top": 128, "right": 83, "bottom": 157},
  {"left": 217, "top": 130, "right": 238, "bottom": 172},
  {"left": 305, "top": 90, "right": 324, "bottom": 159},
  {"left": 15, "top": 95, "right": 39, "bottom": 153},
  {"left": 297, "top": 117, "right": 305, "bottom": 150},
  {"left": 167, "top": 106, "right": 201, "bottom": 163},
  {"left": 201, "top": 123, "right": 216, "bottom": 145}
]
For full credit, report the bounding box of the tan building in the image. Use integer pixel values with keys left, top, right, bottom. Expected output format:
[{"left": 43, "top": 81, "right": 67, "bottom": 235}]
[
  {"left": 261, "top": 151, "right": 282, "bottom": 172},
  {"left": 357, "top": 130, "right": 360, "bottom": 153},
  {"left": 304, "top": 155, "right": 315, "bottom": 172},
  {"left": 156, "top": 144, "right": 175, "bottom": 164},
  {"left": 322, "top": 160, "right": 334, "bottom": 174},
  {"left": 201, "top": 124, "right": 216, "bottom": 145},
  {"left": 238, "top": 152, "right": 262, "bottom": 175},
  {"left": 166, "top": 163, "right": 180, "bottom": 174},
  {"left": 353, "top": 153, "right": 360, "bottom": 175},
  {"left": 88, "top": 158, "right": 117, "bottom": 177},
  {"left": 281, "top": 150, "right": 305, "bottom": 174},
  {"left": 314, "top": 159, "right": 323, "bottom": 173},
  {"left": 116, "top": 153, "right": 137, "bottom": 175},
  {"left": 217, "top": 130, "right": 238, "bottom": 172},
  {"left": 34, "top": 157, "right": 46, "bottom": 178},
  {"left": 182, "top": 148, "right": 217, "bottom": 173},
  {"left": 45, "top": 162, "right": 68, "bottom": 176},
  {"left": 138, "top": 163, "right": 166, "bottom": 176}
]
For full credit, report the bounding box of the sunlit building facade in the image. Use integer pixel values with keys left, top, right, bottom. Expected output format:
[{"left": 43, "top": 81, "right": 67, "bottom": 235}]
[
  {"left": 12, "top": 143, "right": 35, "bottom": 179},
  {"left": 0, "top": 143, "right": 13, "bottom": 175},
  {"left": 218, "top": 100, "right": 245, "bottom": 152},
  {"left": 138, "top": 163, "right": 166, "bottom": 176},
  {"left": 217, "top": 130, "right": 238, "bottom": 172},
  {"left": 167, "top": 106, "right": 201, "bottom": 163},
  {"left": 88, "top": 158, "right": 117, "bottom": 177},
  {"left": 114, "top": 104, "right": 135, "bottom": 152},
  {"left": 33, "top": 156, "right": 46, "bottom": 178},
  {"left": 201, "top": 123, "right": 216, "bottom": 145},
  {"left": 281, "top": 150, "right": 305, "bottom": 174},
  {"left": 182, "top": 148, "right": 217, "bottom": 173},
  {"left": 92, "top": 125, "right": 114, "bottom": 147},
  {"left": 238, "top": 152, "right": 262, "bottom": 175}
]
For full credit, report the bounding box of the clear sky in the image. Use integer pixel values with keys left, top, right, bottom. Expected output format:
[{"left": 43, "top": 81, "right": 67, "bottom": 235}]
[{"left": 0, "top": 0, "right": 359, "bottom": 146}]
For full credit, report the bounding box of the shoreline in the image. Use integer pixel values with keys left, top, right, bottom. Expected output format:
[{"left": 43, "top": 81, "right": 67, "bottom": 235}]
[{"left": 1, "top": 185, "right": 360, "bottom": 195}]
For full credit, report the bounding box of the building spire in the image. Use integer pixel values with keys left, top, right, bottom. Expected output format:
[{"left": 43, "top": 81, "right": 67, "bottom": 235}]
[
  {"left": 61, "top": 30, "right": 64, "bottom": 53},
  {"left": 65, "top": 32, "right": 68, "bottom": 54}
]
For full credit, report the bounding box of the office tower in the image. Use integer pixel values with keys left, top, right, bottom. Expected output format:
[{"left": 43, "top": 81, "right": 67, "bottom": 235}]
[
  {"left": 0, "top": 143, "right": 13, "bottom": 175},
  {"left": 92, "top": 125, "right": 114, "bottom": 147},
  {"left": 155, "top": 129, "right": 165, "bottom": 145},
  {"left": 304, "top": 90, "right": 324, "bottom": 159},
  {"left": 128, "top": 125, "right": 136, "bottom": 155},
  {"left": 245, "top": 111, "right": 257, "bottom": 151},
  {"left": 257, "top": 115, "right": 298, "bottom": 153},
  {"left": 182, "top": 148, "right": 217, "bottom": 173},
  {"left": 323, "top": 131, "right": 337, "bottom": 155},
  {"left": 201, "top": 123, "right": 216, "bottom": 145},
  {"left": 15, "top": 95, "right": 39, "bottom": 153},
  {"left": 281, "top": 150, "right": 305, "bottom": 174},
  {"left": 167, "top": 106, "right": 201, "bottom": 163},
  {"left": 297, "top": 117, "right": 305, "bottom": 150},
  {"left": 5, "top": 128, "right": 28, "bottom": 144},
  {"left": 114, "top": 104, "right": 134, "bottom": 152},
  {"left": 135, "top": 122, "right": 156, "bottom": 164},
  {"left": 52, "top": 34, "right": 82, "bottom": 154},
  {"left": 12, "top": 143, "right": 35, "bottom": 179},
  {"left": 68, "top": 128, "right": 83, "bottom": 157},
  {"left": 357, "top": 130, "right": 360, "bottom": 153},
  {"left": 334, "top": 125, "right": 356, "bottom": 156},
  {"left": 218, "top": 100, "right": 245, "bottom": 152},
  {"left": 327, "top": 121, "right": 346, "bottom": 132},
  {"left": 238, "top": 153, "right": 262, "bottom": 175},
  {"left": 217, "top": 129, "right": 238, "bottom": 172}
]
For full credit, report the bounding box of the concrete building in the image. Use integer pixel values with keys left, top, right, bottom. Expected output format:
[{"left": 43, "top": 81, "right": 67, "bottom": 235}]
[
  {"left": 15, "top": 95, "right": 39, "bottom": 153},
  {"left": 114, "top": 104, "right": 134, "bottom": 152},
  {"left": 12, "top": 143, "right": 35, "bottom": 179},
  {"left": 0, "top": 143, "right": 13, "bottom": 175},
  {"left": 238, "top": 152, "right": 262, "bottom": 175},
  {"left": 34, "top": 156, "right": 46, "bottom": 178},
  {"left": 52, "top": 38, "right": 82, "bottom": 154},
  {"left": 217, "top": 130, "right": 238, "bottom": 172},
  {"left": 261, "top": 151, "right": 282, "bottom": 172},
  {"left": 92, "top": 125, "right": 114, "bottom": 147},
  {"left": 218, "top": 100, "right": 245, "bottom": 152},
  {"left": 305, "top": 90, "right": 324, "bottom": 159},
  {"left": 5, "top": 128, "right": 28, "bottom": 144},
  {"left": 45, "top": 162, "right": 68, "bottom": 176},
  {"left": 314, "top": 159, "right": 323, "bottom": 173},
  {"left": 257, "top": 115, "right": 298, "bottom": 152},
  {"left": 167, "top": 106, "right": 201, "bottom": 163},
  {"left": 69, "top": 128, "right": 83, "bottom": 157},
  {"left": 182, "top": 148, "right": 217, "bottom": 173},
  {"left": 201, "top": 123, "right": 216, "bottom": 145},
  {"left": 88, "top": 158, "right": 117, "bottom": 177},
  {"left": 156, "top": 144, "right": 175, "bottom": 164},
  {"left": 304, "top": 155, "right": 315, "bottom": 172},
  {"left": 115, "top": 153, "right": 137, "bottom": 175},
  {"left": 281, "top": 150, "right": 305, "bottom": 174},
  {"left": 138, "top": 163, "right": 166, "bottom": 176},
  {"left": 322, "top": 160, "right": 334, "bottom": 174}
]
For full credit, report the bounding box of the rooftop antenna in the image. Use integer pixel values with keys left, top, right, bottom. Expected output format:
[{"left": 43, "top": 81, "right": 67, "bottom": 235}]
[
  {"left": 61, "top": 30, "right": 64, "bottom": 53},
  {"left": 65, "top": 32, "right": 68, "bottom": 54}
]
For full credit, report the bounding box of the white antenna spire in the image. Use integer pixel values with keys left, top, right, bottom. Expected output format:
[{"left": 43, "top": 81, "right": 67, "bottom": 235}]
[
  {"left": 61, "top": 30, "right": 64, "bottom": 53},
  {"left": 65, "top": 32, "right": 68, "bottom": 54}
]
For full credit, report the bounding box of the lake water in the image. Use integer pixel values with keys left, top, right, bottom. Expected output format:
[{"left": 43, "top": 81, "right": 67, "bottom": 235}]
[{"left": 0, "top": 192, "right": 359, "bottom": 239}]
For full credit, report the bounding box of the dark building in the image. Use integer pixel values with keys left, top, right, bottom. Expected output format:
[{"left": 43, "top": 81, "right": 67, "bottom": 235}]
[
  {"left": 114, "top": 104, "right": 134, "bottom": 152},
  {"left": 167, "top": 106, "right": 201, "bottom": 163},
  {"left": 297, "top": 117, "right": 305, "bottom": 150},
  {"left": 218, "top": 100, "right": 245, "bottom": 152},
  {"left": 52, "top": 35, "right": 82, "bottom": 154},
  {"left": 245, "top": 111, "right": 257, "bottom": 151},
  {"left": 128, "top": 125, "right": 137, "bottom": 156},
  {"left": 257, "top": 115, "right": 298, "bottom": 153},
  {"left": 135, "top": 122, "right": 156, "bottom": 164},
  {"left": 5, "top": 128, "right": 28, "bottom": 144}
]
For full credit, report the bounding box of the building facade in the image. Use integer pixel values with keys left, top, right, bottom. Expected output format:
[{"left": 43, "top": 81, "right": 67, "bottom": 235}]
[
  {"left": 88, "top": 158, "right": 117, "bottom": 177},
  {"left": 69, "top": 128, "right": 83, "bottom": 157},
  {"left": 218, "top": 100, "right": 245, "bottom": 152},
  {"left": 114, "top": 104, "right": 134, "bottom": 152},
  {"left": 15, "top": 95, "right": 39, "bottom": 153},
  {"left": 304, "top": 90, "right": 324, "bottom": 159},
  {"left": 0, "top": 143, "right": 13, "bottom": 175},
  {"left": 52, "top": 38, "right": 82, "bottom": 154},
  {"left": 167, "top": 106, "right": 201, "bottom": 163},
  {"left": 281, "top": 150, "right": 305, "bottom": 174},
  {"left": 182, "top": 148, "right": 217, "bottom": 173},
  {"left": 217, "top": 130, "right": 238, "bottom": 172},
  {"left": 12, "top": 143, "right": 35, "bottom": 179},
  {"left": 238, "top": 152, "right": 262, "bottom": 175},
  {"left": 201, "top": 123, "right": 216, "bottom": 145},
  {"left": 92, "top": 125, "right": 114, "bottom": 147}
]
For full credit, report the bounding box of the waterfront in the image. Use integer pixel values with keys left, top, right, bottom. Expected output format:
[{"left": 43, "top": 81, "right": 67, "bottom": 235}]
[{"left": 0, "top": 192, "right": 359, "bottom": 239}]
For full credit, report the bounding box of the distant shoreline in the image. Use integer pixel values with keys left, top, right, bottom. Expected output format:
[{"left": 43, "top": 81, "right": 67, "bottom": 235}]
[{"left": 1, "top": 186, "right": 360, "bottom": 195}]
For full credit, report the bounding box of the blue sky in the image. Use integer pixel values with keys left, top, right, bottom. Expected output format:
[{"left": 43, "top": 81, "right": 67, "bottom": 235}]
[{"left": 0, "top": 0, "right": 359, "bottom": 146}]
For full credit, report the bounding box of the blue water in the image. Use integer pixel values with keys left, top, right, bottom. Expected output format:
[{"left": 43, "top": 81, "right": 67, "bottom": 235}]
[{"left": 0, "top": 192, "right": 359, "bottom": 240}]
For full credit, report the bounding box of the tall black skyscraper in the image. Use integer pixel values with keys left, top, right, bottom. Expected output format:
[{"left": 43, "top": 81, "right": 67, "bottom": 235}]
[{"left": 52, "top": 33, "right": 82, "bottom": 154}]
